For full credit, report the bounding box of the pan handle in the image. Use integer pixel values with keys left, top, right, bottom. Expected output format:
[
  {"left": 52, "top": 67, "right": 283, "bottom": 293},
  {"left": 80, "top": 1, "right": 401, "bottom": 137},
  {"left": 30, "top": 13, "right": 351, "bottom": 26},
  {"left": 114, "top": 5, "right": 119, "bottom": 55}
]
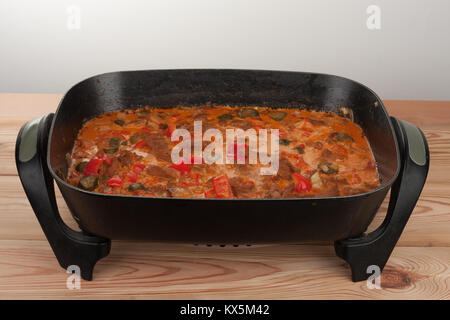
[
  {"left": 15, "top": 114, "right": 110, "bottom": 281},
  {"left": 334, "top": 116, "right": 429, "bottom": 282}
]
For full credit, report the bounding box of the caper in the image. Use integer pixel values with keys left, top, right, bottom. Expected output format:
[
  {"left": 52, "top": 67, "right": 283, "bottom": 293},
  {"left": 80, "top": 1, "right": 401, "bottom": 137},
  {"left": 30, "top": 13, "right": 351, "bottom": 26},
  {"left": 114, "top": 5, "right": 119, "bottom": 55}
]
[
  {"left": 103, "top": 147, "right": 118, "bottom": 154},
  {"left": 337, "top": 132, "right": 354, "bottom": 142},
  {"left": 128, "top": 183, "right": 146, "bottom": 191},
  {"left": 330, "top": 132, "right": 354, "bottom": 142},
  {"left": 130, "top": 134, "right": 141, "bottom": 144},
  {"left": 109, "top": 137, "right": 121, "bottom": 147},
  {"left": 218, "top": 113, "right": 234, "bottom": 121},
  {"left": 114, "top": 119, "right": 125, "bottom": 126},
  {"left": 318, "top": 162, "right": 339, "bottom": 174},
  {"left": 75, "top": 161, "right": 88, "bottom": 173},
  {"left": 294, "top": 146, "right": 304, "bottom": 154},
  {"left": 237, "top": 108, "right": 259, "bottom": 118},
  {"left": 78, "top": 175, "right": 98, "bottom": 191},
  {"left": 268, "top": 111, "right": 287, "bottom": 121}
]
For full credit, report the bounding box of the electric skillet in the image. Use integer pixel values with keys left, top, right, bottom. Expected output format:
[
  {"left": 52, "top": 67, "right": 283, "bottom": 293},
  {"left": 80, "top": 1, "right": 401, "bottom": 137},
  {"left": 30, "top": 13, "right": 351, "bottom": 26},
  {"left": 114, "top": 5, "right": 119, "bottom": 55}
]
[{"left": 15, "top": 70, "right": 429, "bottom": 281}]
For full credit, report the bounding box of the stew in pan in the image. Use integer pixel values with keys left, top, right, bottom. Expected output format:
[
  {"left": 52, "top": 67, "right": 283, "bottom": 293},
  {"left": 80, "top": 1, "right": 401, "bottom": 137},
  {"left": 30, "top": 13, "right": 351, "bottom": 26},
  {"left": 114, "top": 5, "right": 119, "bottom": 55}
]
[{"left": 66, "top": 106, "right": 380, "bottom": 198}]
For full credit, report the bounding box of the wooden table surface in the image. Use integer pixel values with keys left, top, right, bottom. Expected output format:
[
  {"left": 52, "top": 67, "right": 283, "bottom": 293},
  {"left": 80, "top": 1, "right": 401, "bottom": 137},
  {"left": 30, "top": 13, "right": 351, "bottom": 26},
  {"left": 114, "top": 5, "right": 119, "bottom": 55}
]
[{"left": 0, "top": 94, "right": 448, "bottom": 300}]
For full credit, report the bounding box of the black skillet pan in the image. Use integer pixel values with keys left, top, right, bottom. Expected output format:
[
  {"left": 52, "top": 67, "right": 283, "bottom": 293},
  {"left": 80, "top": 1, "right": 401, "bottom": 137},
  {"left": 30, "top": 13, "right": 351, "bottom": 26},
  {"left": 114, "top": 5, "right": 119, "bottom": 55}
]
[{"left": 15, "top": 70, "right": 429, "bottom": 281}]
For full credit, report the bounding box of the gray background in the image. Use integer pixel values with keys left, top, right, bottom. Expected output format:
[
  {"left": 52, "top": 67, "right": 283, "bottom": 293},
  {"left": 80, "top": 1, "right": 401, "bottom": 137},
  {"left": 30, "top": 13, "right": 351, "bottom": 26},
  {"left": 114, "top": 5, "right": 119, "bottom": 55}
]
[{"left": 1, "top": 0, "right": 449, "bottom": 99}]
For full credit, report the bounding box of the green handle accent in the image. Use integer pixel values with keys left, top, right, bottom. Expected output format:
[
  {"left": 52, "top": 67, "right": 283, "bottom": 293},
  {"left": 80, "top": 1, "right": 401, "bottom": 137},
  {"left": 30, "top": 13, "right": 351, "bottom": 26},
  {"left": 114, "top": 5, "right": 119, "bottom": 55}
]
[
  {"left": 18, "top": 118, "right": 41, "bottom": 162},
  {"left": 402, "top": 120, "right": 426, "bottom": 166}
]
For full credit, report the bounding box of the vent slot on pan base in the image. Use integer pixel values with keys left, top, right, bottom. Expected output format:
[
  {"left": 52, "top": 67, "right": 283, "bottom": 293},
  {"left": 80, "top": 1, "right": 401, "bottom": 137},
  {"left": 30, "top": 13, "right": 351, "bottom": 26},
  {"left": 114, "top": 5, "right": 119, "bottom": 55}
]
[{"left": 194, "top": 244, "right": 253, "bottom": 247}]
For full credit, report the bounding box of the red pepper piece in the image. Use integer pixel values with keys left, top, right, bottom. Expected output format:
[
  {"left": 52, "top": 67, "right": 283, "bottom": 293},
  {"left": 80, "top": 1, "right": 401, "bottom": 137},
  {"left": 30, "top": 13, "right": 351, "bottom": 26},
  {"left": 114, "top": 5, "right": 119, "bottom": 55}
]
[
  {"left": 141, "top": 127, "right": 153, "bottom": 134},
  {"left": 191, "top": 155, "right": 203, "bottom": 164},
  {"left": 167, "top": 122, "right": 176, "bottom": 138},
  {"left": 106, "top": 175, "right": 122, "bottom": 188},
  {"left": 292, "top": 173, "right": 312, "bottom": 193},
  {"left": 134, "top": 140, "right": 148, "bottom": 149},
  {"left": 204, "top": 188, "right": 216, "bottom": 198},
  {"left": 301, "top": 129, "right": 313, "bottom": 137},
  {"left": 83, "top": 156, "right": 103, "bottom": 176},
  {"left": 170, "top": 160, "right": 192, "bottom": 175},
  {"left": 98, "top": 153, "right": 112, "bottom": 165},
  {"left": 126, "top": 171, "right": 138, "bottom": 183},
  {"left": 212, "top": 174, "right": 234, "bottom": 199},
  {"left": 132, "top": 163, "right": 146, "bottom": 173}
]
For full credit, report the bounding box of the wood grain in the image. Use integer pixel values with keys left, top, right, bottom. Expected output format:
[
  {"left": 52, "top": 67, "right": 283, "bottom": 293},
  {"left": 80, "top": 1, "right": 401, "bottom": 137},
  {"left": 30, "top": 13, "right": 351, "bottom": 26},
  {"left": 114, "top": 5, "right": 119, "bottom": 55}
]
[
  {"left": 0, "top": 93, "right": 62, "bottom": 119},
  {"left": 0, "top": 241, "right": 449, "bottom": 300},
  {"left": 0, "top": 94, "right": 449, "bottom": 299},
  {"left": 383, "top": 100, "right": 450, "bottom": 127}
]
